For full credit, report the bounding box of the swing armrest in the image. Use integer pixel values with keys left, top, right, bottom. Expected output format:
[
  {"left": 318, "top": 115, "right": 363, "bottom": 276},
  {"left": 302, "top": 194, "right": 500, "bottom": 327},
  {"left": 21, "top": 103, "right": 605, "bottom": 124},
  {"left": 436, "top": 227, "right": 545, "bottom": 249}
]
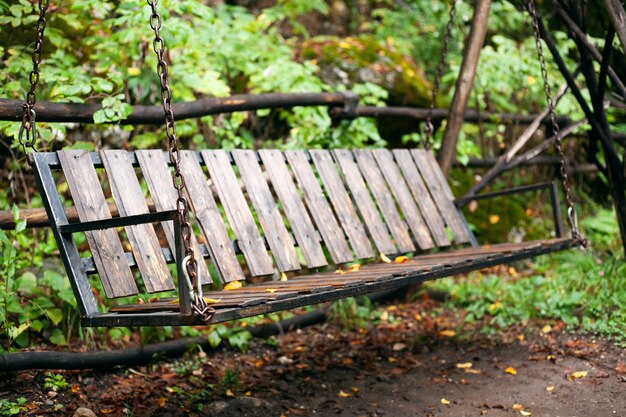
[
  {"left": 59, "top": 210, "right": 179, "bottom": 234},
  {"left": 454, "top": 182, "right": 564, "bottom": 238}
]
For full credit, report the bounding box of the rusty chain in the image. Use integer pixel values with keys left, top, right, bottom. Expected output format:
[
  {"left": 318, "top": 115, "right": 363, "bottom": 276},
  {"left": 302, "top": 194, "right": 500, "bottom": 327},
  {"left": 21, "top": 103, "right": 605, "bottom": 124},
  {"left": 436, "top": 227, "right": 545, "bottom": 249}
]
[
  {"left": 526, "top": 0, "right": 586, "bottom": 246},
  {"left": 424, "top": 0, "right": 458, "bottom": 150},
  {"left": 19, "top": 0, "right": 50, "bottom": 159},
  {"left": 147, "top": 0, "right": 214, "bottom": 322}
]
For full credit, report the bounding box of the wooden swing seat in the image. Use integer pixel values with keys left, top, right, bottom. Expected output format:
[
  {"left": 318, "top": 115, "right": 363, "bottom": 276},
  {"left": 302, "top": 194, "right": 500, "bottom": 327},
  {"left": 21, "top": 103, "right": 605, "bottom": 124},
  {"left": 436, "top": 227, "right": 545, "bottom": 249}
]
[{"left": 32, "top": 148, "right": 577, "bottom": 327}]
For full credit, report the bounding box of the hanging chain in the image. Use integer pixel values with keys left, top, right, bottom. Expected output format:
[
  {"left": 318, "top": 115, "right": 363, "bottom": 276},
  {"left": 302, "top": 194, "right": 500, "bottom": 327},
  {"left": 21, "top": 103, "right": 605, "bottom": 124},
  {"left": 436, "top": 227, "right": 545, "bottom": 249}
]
[
  {"left": 146, "top": 0, "right": 214, "bottom": 322},
  {"left": 424, "top": 0, "right": 458, "bottom": 150},
  {"left": 526, "top": 0, "right": 586, "bottom": 246},
  {"left": 19, "top": 0, "right": 50, "bottom": 159}
]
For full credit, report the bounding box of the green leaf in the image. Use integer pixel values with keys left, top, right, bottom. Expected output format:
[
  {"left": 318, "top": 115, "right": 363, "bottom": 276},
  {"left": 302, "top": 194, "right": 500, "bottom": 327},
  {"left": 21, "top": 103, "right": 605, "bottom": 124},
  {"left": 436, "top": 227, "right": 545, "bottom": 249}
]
[
  {"left": 207, "top": 330, "right": 222, "bottom": 348},
  {"left": 46, "top": 308, "right": 64, "bottom": 325},
  {"left": 16, "top": 272, "right": 37, "bottom": 295},
  {"left": 49, "top": 328, "right": 67, "bottom": 346}
]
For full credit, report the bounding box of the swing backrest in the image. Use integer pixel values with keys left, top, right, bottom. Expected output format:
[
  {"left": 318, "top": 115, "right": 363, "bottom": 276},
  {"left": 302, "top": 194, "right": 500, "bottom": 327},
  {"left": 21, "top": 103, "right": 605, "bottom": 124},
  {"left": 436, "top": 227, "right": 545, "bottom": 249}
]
[{"left": 32, "top": 148, "right": 472, "bottom": 302}]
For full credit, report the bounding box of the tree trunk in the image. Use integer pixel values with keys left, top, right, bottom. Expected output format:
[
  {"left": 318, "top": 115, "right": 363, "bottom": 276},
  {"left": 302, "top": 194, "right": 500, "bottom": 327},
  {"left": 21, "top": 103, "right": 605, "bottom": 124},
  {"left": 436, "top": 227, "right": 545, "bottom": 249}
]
[{"left": 437, "top": 0, "right": 491, "bottom": 177}]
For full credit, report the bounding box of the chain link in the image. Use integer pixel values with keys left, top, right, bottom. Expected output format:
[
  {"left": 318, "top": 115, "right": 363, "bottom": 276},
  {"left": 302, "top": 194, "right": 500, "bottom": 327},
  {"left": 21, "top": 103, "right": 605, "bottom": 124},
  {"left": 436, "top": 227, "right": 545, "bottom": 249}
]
[
  {"left": 19, "top": 0, "right": 49, "bottom": 158},
  {"left": 526, "top": 0, "right": 586, "bottom": 246},
  {"left": 424, "top": 0, "right": 458, "bottom": 150},
  {"left": 146, "top": 0, "right": 213, "bottom": 321}
]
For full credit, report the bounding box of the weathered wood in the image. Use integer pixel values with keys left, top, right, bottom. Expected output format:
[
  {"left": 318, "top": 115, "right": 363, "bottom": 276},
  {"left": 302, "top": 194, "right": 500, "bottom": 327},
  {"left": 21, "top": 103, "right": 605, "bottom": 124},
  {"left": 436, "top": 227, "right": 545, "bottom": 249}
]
[
  {"left": 392, "top": 149, "right": 450, "bottom": 247},
  {"left": 178, "top": 151, "right": 245, "bottom": 283},
  {"left": 372, "top": 149, "right": 440, "bottom": 248},
  {"left": 58, "top": 150, "right": 138, "bottom": 298},
  {"left": 438, "top": 0, "right": 491, "bottom": 176},
  {"left": 232, "top": 150, "right": 301, "bottom": 272},
  {"left": 259, "top": 150, "right": 328, "bottom": 268},
  {"left": 310, "top": 150, "right": 375, "bottom": 260},
  {"left": 411, "top": 149, "right": 470, "bottom": 243},
  {"left": 100, "top": 150, "right": 175, "bottom": 293},
  {"left": 136, "top": 150, "right": 211, "bottom": 282},
  {"left": 353, "top": 150, "right": 417, "bottom": 253},
  {"left": 333, "top": 149, "right": 396, "bottom": 255},
  {"left": 285, "top": 150, "right": 353, "bottom": 264},
  {"left": 201, "top": 150, "right": 274, "bottom": 277}
]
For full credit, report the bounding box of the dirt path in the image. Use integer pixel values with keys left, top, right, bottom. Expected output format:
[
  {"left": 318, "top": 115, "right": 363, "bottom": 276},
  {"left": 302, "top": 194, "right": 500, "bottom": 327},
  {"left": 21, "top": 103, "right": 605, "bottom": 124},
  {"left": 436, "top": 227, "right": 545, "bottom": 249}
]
[{"left": 2, "top": 297, "right": 626, "bottom": 416}]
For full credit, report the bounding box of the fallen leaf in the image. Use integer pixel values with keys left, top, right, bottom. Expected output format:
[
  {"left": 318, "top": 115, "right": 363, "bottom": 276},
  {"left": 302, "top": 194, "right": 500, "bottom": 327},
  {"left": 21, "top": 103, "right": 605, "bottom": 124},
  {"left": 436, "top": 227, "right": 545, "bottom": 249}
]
[
  {"left": 203, "top": 297, "right": 221, "bottom": 304},
  {"left": 615, "top": 362, "right": 626, "bottom": 375},
  {"left": 387, "top": 357, "right": 397, "bottom": 363},
  {"left": 380, "top": 310, "right": 389, "bottom": 321},
  {"left": 346, "top": 264, "right": 361, "bottom": 273},
  {"left": 508, "top": 266, "right": 518, "bottom": 276},
  {"left": 245, "top": 391, "right": 251, "bottom": 396},
  {"left": 517, "top": 334, "right": 525, "bottom": 341},
  {"left": 414, "top": 313, "right": 423, "bottom": 321},
  {"left": 393, "top": 343, "right": 407, "bottom": 351},
  {"left": 280, "top": 272, "right": 288, "bottom": 281},
  {"left": 468, "top": 200, "right": 478, "bottom": 212},
  {"left": 265, "top": 288, "right": 277, "bottom": 293},
  {"left": 545, "top": 385, "right": 555, "bottom": 392},
  {"left": 335, "top": 268, "right": 346, "bottom": 275},
  {"left": 70, "top": 384, "right": 80, "bottom": 393},
  {"left": 158, "top": 397, "right": 166, "bottom": 407},
  {"left": 352, "top": 387, "right": 359, "bottom": 393},
  {"left": 520, "top": 411, "right": 532, "bottom": 416},
  {"left": 224, "top": 281, "right": 243, "bottom": 290},
  {"left": 456, "top": 362, "right": 473, "bottom": 369},
  {"left": 541, "top": 325, "right": 552, "bottom": 334},
  {"left": 464, "top": 368, "right": 482, "bottom": 374},
  {"left": 568, "top": 371, "right": 588, "bottom": 381},
  {"left": 438, "top": 330, "right": 456, "bottom": 338},
  {"left": 395, "top": 256, "right": 409, "bottom": 263},
  {"left": 512, "top": 404, "right": 524, "bottom": 411},
  {"left": 489, "top": 214, "right": 500, "bottom": 224},
  {"left": 226, "top": 389, "right": 235, "bottom": 397},
  {"left": 505, "top": 366, "right": 518, "bottom": 376},
  {"left": 338, "top": 390, "right": 352, "bottom": 398},
  {"left": 440, "top": 398, "right": 451, "bottom": 405},
  {"left": 380, "top": 252, "right": 392, "bottom": 263}
]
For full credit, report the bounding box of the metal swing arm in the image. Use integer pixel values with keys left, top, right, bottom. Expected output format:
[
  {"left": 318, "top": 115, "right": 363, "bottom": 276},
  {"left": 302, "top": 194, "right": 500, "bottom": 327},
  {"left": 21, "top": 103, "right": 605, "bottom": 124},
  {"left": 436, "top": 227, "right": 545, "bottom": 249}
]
[{"left": 454, "top": 181, "right": 564, "bottom": 238}]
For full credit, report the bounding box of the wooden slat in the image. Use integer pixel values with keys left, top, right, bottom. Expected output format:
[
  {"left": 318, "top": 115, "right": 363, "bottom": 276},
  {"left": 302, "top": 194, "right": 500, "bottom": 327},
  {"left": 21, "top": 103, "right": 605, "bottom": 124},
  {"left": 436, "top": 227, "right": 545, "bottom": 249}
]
[
  {"left": 178, "top": 151, "right": 245, "bottom": 283},
  {"left": 232, "top": 150, "right": 300, "bottom": 272},
  {"left": 355, "top": 150, "right": 425, "bottom": 252},
  {"left": 310, "top": 151, "right": 374, "bottom": 260},
  {"left": 58, "top": 150, "right": 138, "bottom": 298},
  {"left": 136, "top": 150, "right": 211, "bottom": 282},
  {"left": 101, "top": 150, "right": 175, "bottom": 293},
  {"left": 411, "top": 149, "right": 471, "bottom": 243},
  {"left": 371, "top": 149, "right": 438, "bottom": 248},
  {"left": 332, "top": 149, "right": 396, "bottom": 255},
  {"left": 285, "top": 150, "right": 353, "bottom": 264},
  {"left": 392, "top": 149, "right": 450, "bottom": 247},
  {"left": 259, "top": 150, "right": 328, "bottom": 269},
  {"left": 201, "top": 150, "right": 274, "bottom": 277}
]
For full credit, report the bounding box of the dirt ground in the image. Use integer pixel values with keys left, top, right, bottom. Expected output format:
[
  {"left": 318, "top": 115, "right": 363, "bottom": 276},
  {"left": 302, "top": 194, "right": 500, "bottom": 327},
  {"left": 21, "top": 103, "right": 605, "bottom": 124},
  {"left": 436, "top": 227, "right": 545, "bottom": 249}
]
[{"left": 2, "top": 295, "right": 626, "bottom": 417}]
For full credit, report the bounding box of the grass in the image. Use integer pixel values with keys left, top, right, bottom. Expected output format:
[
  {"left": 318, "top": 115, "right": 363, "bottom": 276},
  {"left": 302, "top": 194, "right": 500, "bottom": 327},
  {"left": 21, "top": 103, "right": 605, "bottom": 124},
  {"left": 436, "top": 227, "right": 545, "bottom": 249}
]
[{"left": 428, "top": 209, "right": 626, "bottom": 345}]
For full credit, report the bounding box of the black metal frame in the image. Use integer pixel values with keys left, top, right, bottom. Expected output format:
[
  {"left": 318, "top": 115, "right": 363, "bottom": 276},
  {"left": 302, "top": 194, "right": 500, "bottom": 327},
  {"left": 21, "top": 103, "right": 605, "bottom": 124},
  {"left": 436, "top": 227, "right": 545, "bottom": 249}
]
[{"left": 32, "top": 150, "right": 570, "bottom": 327}]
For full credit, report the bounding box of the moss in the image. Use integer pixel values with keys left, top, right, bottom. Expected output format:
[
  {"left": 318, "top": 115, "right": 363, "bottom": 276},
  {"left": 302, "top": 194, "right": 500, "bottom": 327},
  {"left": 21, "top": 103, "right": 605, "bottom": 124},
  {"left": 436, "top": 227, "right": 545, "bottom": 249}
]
[{"left": 298, "top": 36, "right": 436, "bottom": 106}]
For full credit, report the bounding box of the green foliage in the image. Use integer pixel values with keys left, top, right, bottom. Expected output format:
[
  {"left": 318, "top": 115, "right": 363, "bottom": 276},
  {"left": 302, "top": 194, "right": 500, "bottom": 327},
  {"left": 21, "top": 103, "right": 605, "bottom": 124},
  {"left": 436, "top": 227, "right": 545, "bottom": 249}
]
[
  {"left": 0, "top": 397, "right": 26, "bottom": 417},
  {"left": 207, "top": 324, "right": 253, "bottom": 352},
  {"left": 428, "top": 209, "right": 626, "bottom": 345},
  {"left": 44, "top": 372, "right": 69, "bottom": 392}
]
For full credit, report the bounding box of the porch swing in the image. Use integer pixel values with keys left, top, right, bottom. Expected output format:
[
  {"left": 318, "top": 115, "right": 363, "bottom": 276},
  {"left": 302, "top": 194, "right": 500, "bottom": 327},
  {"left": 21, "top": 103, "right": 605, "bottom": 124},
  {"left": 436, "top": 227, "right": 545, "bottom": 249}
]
[{"left": 17, "top": 0, "right": 586, "bottom": 327}]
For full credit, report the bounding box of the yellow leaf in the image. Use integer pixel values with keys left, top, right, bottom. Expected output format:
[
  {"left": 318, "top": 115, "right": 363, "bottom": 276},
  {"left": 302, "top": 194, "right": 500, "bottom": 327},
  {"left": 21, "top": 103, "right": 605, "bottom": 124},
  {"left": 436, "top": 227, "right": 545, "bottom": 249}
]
[
  {"left": 380, "top": 310, "right": 389, "bottom": 321},
  {"left": 203, "top": 297, "right": 222, "bottom": 304},
  {"left": 346, "top": 264, "right": 361, "bottom": 273},
  {"left": 569, "top": 371, "right": 588, "bottom": 380},
  {"left": 512, "top": 404, "right": 524, "bottom": 411},
  {"left": 158, "top": 397, "right": 166, "bottom": 407},
  {"left": 489, "top": 301, "right": 503, "bottom": 312},
  {"left": 439, "top": 330, "right": 456, "bottom": 338},
  {"left": 520, "top": 411, "right": 532, "bottom": 416},
  {"left": 545, "top": 385, "right": 555, "bottom": 392},
  {"left": 517, "top": 334, "right": 525, "bottom": 341},
  {"left": 414, "top": 313, "right": 423, "bottom": 321},
  {"left": 464, "top": 368, "right": 482, "bottom": 374},
  {"left": 351, "top": 387, "right": 359, "bottom": 393},
  {"left": 440, "top": 398, "right": 451, "bottom": 405},
  {"left": 395, "top": 256, "right": 409, "bottom": 263},
  {"left": 489, "top": 214, "right": 500, "bottom": 225},
  {"left": 338, "top": 390, "right": 352, "bottom": 398},
  {"left": 380, "top": 253, "right": 392, "bottom": 263},
  {"left": 387, "top": 357, "right": 397, "bottom": 363},
  {"left": 505, "top": 366, "right": 518, "bottom": 376},
  {"left": 224, "top": 281, "right": 243, "bottom": 290},
  {"left": 265, "top": 288, "right": 277, "bottom": 293},
  {"left": 541, "top": 325, "right": 552, "bottom": 334},
  {"left": 335, "top": 268, "right": 346, "bottom": 275},
  {"left": 527, "top": 75, "right": 537, "bottom": 85},
  {"left": 245, "top": 391, "right": 251, "bottom": 396},
  {"left": 508, "top": 266, "right": 518, "bottom": 276},
  {"left": 456, "top": 362, "right": 473, "bottom": 369},
  {"left": 127, "top": 67, "right": 141, "bottom": 76},
  {"left": 226, "top": 389, "right": 235, "bottom": 397},
  {"left": 280, "top": 272, "right": 288, "bottom": 281}
]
